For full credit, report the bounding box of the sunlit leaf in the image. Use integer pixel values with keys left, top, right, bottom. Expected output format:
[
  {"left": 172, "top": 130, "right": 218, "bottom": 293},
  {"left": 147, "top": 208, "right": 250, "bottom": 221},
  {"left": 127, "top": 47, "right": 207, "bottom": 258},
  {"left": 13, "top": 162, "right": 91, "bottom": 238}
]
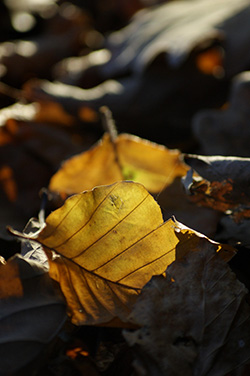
[
  {"left": 49, "top": 133, "right": 188, "bottom": 196},
  {"left": 34, "top": 182, "right": 234, "bottom": 326}
]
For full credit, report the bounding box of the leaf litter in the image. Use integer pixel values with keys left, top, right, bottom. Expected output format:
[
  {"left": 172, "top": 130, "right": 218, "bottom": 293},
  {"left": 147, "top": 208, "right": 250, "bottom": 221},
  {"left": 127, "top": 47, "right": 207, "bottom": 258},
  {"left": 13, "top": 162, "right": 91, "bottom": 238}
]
[{"left": 1, "top": 0, "right": 250, "bottom": 375}]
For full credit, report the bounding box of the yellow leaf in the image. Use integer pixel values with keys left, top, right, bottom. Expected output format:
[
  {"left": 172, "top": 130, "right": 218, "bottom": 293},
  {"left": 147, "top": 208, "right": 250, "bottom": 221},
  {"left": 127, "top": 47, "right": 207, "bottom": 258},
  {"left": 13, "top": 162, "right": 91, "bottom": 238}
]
[
  {"left": 49, "top": 133, "right": 188, "bottom": 195},
  {"left": 36, "top": 182, "right": 234, "bottom": 326}
]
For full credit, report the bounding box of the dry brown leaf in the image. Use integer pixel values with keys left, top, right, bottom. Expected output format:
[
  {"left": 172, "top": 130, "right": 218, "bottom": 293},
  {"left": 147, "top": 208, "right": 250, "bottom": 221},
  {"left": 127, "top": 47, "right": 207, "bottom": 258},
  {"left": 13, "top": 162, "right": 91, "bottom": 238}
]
[
  {"left": 183, "top": 154, "right": 250, "bottom": 222},
  {"left": 124, "top": 244, "right": 250, "bottom": 376},
  {"left": 49, "top": 132, "right": 188, "bottom": 197},
  {"left": 184, "top": 171, "right": 233, "bottom": 213},
  {"left": 30, "top": 181, "right": 234, "bottom": 326}
]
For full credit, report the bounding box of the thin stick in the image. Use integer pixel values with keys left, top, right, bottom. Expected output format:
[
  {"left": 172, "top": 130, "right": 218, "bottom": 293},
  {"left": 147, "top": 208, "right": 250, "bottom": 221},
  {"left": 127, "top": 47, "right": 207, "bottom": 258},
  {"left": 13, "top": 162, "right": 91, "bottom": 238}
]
[
  {"left": 100, "top": 106, "right": 118, "bottom": 142},
  {"left": 99, "top": 106, "right": 125, "bottom": 178}
]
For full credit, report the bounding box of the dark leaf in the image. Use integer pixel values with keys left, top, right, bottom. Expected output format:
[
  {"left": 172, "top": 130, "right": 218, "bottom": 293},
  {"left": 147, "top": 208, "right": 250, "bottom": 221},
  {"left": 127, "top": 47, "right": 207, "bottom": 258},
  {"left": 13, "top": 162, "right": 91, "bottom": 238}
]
[{"left": 125, "top": 245, "right": 250, "bottom": 376}]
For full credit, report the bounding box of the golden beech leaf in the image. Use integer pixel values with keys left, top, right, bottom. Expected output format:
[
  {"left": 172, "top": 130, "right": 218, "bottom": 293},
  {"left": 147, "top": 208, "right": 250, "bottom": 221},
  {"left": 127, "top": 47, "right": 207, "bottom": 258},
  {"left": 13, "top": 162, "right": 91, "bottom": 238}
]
[
  {"left": 35, "top": 182, "right": 234, "bottom": 326},
  {"left": 48, "top": 133, "right": 189, "bottom": 196}
]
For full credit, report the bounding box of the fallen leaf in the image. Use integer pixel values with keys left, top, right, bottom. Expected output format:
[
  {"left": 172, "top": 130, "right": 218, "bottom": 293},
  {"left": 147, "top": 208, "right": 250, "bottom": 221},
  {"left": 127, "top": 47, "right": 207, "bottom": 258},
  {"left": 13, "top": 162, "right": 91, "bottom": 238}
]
[
  {"left": 28, "top": 181, "right": 234, "bottom": 326},
  {"left": 46, "top": 131, "right": 217, "bottom": 237},
  {"left": 0, "top": 254, "right": 66, "bottom": 374},
  {"left": 49, "top": 132, "right": 188, "bottom": 197},
  {"left": 124, "top": 244, "right": 250, "bottom": 376},
  {"left": 183, "top": 154, "right": 250, "bottom": 222}
]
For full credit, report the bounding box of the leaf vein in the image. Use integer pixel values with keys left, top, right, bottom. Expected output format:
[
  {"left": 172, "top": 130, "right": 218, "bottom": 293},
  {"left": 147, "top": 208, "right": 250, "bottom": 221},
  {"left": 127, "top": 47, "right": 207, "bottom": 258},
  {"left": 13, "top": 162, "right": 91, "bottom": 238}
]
[
  {"left": 53, "top": 184, "right": 119, "bottom": 249},
  {"left": 70, "top": 192, "right": 151, "bottom": 259},
  {"left": 116, "top": 247, "right": 174, "bottom": 283}
]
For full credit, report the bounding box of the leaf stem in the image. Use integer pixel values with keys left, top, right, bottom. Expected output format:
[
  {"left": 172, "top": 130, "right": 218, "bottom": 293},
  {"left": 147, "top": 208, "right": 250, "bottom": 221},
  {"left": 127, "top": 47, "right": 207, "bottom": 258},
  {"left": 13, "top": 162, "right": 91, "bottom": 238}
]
[
  {"left": 100, "top": 105, "right": 118, "bottom": 143},
  {"left": 100, "top": 106, "right": 125, "bottom": 179}
]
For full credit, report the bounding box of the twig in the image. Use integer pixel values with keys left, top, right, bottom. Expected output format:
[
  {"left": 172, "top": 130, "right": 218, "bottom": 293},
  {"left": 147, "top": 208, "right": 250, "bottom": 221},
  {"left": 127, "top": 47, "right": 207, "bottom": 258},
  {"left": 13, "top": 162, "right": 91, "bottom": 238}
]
[
  {"left": 100, "top": 105, "right": 118, "bottom": 143},
  {"left": 99, "top": 106, "right": 125, "bottom": 178}
]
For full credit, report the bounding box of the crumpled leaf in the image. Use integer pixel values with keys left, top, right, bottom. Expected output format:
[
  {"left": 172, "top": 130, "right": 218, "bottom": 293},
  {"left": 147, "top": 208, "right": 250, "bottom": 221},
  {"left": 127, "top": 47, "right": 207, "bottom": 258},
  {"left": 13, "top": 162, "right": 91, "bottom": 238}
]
[
  {"left": 193, "top": 71, "right": 250, "bottom": 157},
  {"left": 0, "top": 253, "right": 66, "bottom": 374},
  {"left": 49, "top": 132, "right": 188, "bottom": 196},
  {"left": 124, "top": 244, "right": 250, "bottom": 376},
  {"left": 183, "top": 154, "right": 250, "bottom": 222},
  {"left": 28, "top": 181, "right": 234, "bottom": 326},
  {"left": 20, "top": 213, "right": 48, "bottom": 269}
]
